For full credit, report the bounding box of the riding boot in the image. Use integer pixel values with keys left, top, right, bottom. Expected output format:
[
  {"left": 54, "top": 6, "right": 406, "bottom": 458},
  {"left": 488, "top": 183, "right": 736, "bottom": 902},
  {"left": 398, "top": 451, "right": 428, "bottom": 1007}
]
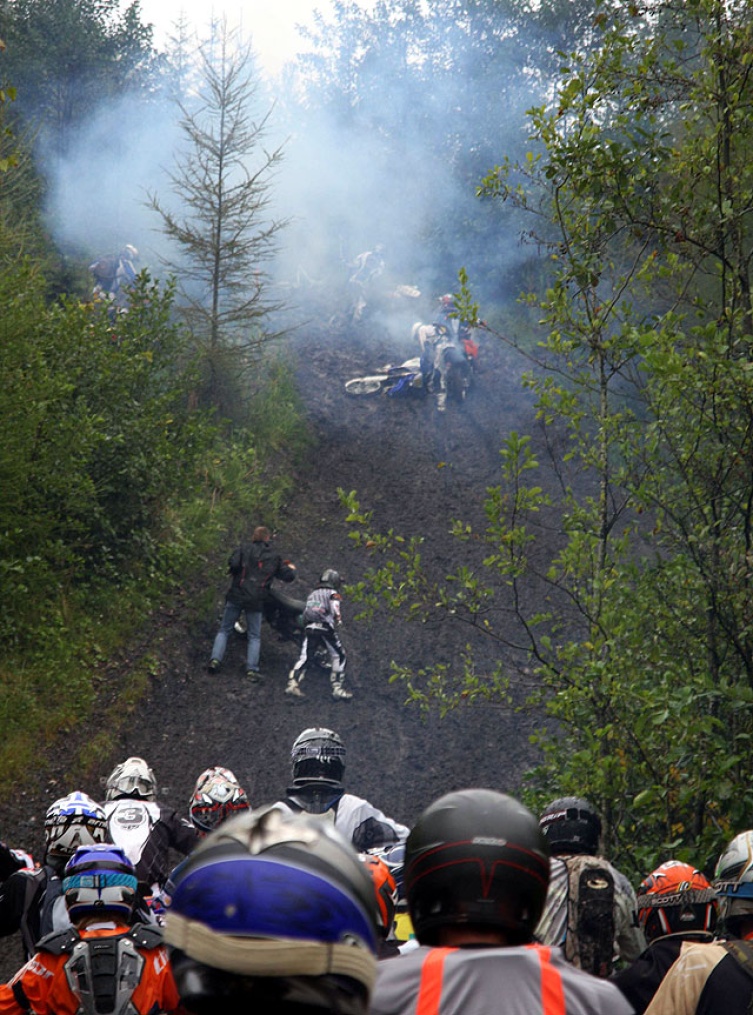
[
  {"left": 286, "top": 672, "right": 305, "bottom": 698},
  {"left": 330, "top": 671, "right": 352, "bottom": 700}
]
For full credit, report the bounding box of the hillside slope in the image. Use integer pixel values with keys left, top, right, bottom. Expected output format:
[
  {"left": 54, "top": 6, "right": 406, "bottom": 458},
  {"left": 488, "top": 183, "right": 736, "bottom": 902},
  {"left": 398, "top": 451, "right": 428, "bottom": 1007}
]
[{"left": 0, "top": 313, "right": 545, "bottom": 973}]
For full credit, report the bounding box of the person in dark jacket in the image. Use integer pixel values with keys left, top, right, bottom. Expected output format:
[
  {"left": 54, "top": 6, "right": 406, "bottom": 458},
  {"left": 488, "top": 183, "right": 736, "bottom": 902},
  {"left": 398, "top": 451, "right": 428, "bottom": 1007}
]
[{"left": 208, "top": 525, "right": 296, "bottom": 679}]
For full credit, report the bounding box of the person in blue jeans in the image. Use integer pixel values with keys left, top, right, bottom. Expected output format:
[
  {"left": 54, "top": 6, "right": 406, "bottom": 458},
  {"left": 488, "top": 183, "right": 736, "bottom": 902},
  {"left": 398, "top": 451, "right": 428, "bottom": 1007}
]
[{"left": 208, "top": 526, "right": 296, "bottom": 680}]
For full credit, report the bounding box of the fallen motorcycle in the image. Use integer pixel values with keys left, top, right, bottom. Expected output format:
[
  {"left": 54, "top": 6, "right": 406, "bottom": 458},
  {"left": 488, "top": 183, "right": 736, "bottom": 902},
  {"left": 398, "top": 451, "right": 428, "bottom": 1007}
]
[
  {"left": 234, "top": 586, "right": 330, "bottom": 668},
  {"left": 344, "top": 357, "right": 425, "bottom": 397}
]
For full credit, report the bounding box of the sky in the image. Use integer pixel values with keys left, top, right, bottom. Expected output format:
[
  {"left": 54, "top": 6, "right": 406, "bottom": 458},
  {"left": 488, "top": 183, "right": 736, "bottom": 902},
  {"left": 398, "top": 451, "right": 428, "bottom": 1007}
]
[{"left": 134, "top": 0, "right": 334, "bottom": 77}]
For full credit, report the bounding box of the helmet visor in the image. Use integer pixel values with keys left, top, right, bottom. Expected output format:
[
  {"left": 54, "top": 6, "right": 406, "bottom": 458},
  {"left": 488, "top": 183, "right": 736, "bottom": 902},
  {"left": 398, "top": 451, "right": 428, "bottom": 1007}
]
[{"left": 117, "top": 774, "right": 154, "bottom": 798}]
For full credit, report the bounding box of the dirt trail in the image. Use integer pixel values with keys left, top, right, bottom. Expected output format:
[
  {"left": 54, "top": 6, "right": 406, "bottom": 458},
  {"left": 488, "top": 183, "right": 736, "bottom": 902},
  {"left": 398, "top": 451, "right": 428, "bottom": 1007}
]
[{"left": 0, "top": 317, "right": 544, "bottom": 976}]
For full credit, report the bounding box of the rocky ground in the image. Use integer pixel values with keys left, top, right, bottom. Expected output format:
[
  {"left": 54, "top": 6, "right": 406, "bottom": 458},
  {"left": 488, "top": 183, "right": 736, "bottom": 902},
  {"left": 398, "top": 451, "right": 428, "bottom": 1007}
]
[{"left": 0, "top": 296, "right": 550, "bottom": 974}]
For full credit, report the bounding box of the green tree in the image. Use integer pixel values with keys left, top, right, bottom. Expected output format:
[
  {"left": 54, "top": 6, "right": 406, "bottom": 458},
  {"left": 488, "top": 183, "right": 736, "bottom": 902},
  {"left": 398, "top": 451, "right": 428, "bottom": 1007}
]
[
  {"left": 341, "top": 0, "right": 753, "bottom": 873},
  {"left": 150, "top": 21, "right": 287, "bottom": 415},
  {"left": 0, "top": 0, "right": 156, "bottom": 157},
  {"left": 0, "top": 257, "right": 219, "bottom": 649}
]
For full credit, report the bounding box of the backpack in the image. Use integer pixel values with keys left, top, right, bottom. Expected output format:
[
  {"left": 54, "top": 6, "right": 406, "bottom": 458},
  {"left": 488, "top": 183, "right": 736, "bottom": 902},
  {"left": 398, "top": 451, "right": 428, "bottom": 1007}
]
[
  {"left": 562, "top": 855, "right": 616, "bottom": 977},
  {"left": 89, "top": 255, "right": 119, "bottom": 291},
  {"left": 229, "top": 544, "right": 269, "bottom": 590}
]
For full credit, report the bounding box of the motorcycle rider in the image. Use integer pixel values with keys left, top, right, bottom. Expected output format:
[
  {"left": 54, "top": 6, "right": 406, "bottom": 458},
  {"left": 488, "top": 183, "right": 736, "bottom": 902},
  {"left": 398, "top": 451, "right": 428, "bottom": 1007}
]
[
  {"left": 536, "top": 796, "right": 646, "bottom": 974},
  {"left": 102, "top": 756, "right": 197, "bottom": 911},
  {"left": 643, "top": 829, "right": 753, "bottom": 1014},
  {"left": 208, "top": 525, "right": 296, "bottom": 680},
  {"left": 0, "top": 844, "right": 182, "bottom": 1015},
  {"left": 89, "top": 244, "right": 139, "bottom": 311},
  {"left": 164, "top": 805, "right": 379, "bottom": 1015},
  {"left": 286, "top": 568, "right": 351, "bottom": 701},
  {"left": 349, "top": 244, "right": 385, "bottom": 287},
  {"left": 188, "top": 765, "right": 250, "bottom": 838},
  {"left": 0, "top": 792, "right": 108, "bottom": 962},
  {"left": 273, "top": 727, "right": 410, "bottom": 852},
  {"left": 371, "top": 788, "right": 632, "bottom": 1015},
  {"left": 612, "top": 860, "right": 718, "bottom": 1013},
  {"left": 416, "top": 310, "right": 472, "bottom": 412}
]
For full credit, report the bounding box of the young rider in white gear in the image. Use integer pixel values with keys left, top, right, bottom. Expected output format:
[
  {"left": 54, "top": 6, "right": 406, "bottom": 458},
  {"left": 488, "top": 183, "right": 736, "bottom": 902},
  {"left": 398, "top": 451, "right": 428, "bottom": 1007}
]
[
  {"left": 286, "top": 569, "right": 351, "bottom": 700},
  {"left": 272, "top": 728, "right": 410, "bottom": 853}
]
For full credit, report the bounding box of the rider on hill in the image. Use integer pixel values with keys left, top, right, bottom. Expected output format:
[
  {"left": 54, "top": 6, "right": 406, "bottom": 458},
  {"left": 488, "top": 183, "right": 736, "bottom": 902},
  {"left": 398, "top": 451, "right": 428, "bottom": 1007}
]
[
  {"left": 89, "top": 244, "right": 139, "bottom": 312},
  {"left": 286, "top": 569, "right": 351, "bottom": 701}
]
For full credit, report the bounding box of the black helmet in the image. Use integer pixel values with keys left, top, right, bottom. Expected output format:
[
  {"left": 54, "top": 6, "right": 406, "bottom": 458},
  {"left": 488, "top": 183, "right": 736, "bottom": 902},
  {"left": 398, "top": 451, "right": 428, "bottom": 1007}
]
[
  {"left": 405, "top": 788, "right": 550, "bottom": 946},
  {"left": 539, "top": 796, "right": 602, "bottom": 855},
  {"left": 165, "top": 806, "right": 378, "bottom": 1015},
  {"left": 291, "top": 727, "right": 345, "bottom": 785},
  {"left": 319, "top": 569, "right": 341, "bottom": 590}
]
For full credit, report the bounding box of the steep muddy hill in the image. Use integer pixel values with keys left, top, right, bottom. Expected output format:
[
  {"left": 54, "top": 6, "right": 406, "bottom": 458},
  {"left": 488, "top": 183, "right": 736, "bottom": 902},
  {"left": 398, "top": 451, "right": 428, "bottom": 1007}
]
[{"left": 0, "top": 305, "right": 548, "bottom": 973}]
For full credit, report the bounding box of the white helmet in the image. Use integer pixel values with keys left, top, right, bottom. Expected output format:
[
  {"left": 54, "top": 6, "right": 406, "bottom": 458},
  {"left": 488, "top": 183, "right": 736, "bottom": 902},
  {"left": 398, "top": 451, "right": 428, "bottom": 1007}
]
[
  {"left": 44, "top": 792, "right": 108, "bottom": 859},
  {"left": 105, "top": 756, "right": 157, "bottom": 801},
  {"left": 715, "top": 829, "right": 753, "bottom": 930},
  {"left": 122, "top": 244, "right": 138, "bottom": 260},
  {"left": 189, "top": 766, "right": 250, "bottom": 835}
]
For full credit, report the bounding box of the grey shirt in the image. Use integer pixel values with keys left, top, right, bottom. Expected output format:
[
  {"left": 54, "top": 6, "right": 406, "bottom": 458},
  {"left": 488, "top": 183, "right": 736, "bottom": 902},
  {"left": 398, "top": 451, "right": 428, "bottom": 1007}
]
[{"left": 372, "top": 943, "right": 635, "bottom": 1015}]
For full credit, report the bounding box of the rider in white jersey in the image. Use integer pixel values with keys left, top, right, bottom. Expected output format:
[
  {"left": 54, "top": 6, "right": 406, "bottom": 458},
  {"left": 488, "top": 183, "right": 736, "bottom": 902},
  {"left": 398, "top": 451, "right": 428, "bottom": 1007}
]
[
  {"left": 272, "top": 728, "right": 409, "bottom": 853},
  {"left": 102, "top": 757, "right": 197, "bottom": 910}
]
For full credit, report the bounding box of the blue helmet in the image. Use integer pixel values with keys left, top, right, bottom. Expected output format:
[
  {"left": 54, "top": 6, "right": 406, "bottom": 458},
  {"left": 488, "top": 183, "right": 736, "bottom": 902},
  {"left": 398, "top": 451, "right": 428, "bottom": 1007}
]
[
  {"left": 63, "top": 844, "right": 138, "bottom": 922},
  {"left": 165, "top": 806, "right": 378, "bottom": 1014}
]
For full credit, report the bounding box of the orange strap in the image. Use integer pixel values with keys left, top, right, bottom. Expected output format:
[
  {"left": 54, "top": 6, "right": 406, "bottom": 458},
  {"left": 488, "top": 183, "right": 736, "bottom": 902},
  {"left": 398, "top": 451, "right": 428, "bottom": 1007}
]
[
  {"left": 416, "top": 947, "right": 457, "bottom": 1015},
  {"left": 416, "top": 944, "right": 565, "bottom": 1015},
  {"left": 531, "top": 944, "right": 567, "bottom": 1015}
]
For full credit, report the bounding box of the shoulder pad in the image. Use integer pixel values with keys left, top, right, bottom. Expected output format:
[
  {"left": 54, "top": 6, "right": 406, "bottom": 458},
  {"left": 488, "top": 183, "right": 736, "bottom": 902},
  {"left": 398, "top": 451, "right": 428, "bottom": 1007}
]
[
  {"left": 36, "top": 927, "right": 80, "bottom": 955},
  {"left": 127, "top": 923, "right": 164, "bottom": 949}
]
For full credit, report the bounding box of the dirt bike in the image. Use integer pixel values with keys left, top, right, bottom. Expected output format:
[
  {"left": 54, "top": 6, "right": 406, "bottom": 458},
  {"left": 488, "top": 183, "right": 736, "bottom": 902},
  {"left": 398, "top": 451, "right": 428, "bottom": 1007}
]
[
  {"left": 344, "top": 357, "right": 425, "bottom": 397},
  {"left": 234, "top": 586, "right": 331, "bottom": 669}
]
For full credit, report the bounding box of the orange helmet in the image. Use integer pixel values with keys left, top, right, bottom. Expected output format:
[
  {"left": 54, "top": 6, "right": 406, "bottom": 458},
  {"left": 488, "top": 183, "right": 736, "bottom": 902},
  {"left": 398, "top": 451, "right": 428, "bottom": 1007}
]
[
  {"left": 636, "top": 860, "right": 718, "bottom": 941},
  {"left": 360, "top": 853, "right": 398, "bottom": 937}
]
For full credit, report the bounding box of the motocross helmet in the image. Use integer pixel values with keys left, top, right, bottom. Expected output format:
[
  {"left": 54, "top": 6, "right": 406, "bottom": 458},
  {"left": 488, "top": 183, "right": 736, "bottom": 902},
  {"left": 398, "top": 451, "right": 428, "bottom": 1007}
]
[
  {"left": 319, "top": 569, "right": 341, "bottom": 590},
  {"left": 190, "top": 767, "right": 250, "bottom": 835},
  {"left": 714, "top": 830, "right": 753, "bottom": 935},
  {"left": 105, "top": 756, "right": 157, "bottom": 801},
  {"left": 164, "top": 806, "right": 378, "bottom": 1015},
  {"left": 291, "top": 728, "right": 345, "bottom": 785},
  {"left": 539, "top": 796, "right": 602, "bottom": 856},
  {"left": 288, "top": 728, "right": 346, "bottom": 815},
  {"left": 359, "top": 854, "right": 398, "bottom": 937},
  {"left": 63, "top": 844, "right": 138, "bottom": 923},
  {"left": 121, "top": 244, "right": 138, "bottom": 260},
  {"left": 405, "top": 788, "right": 550, "bottom": 946},
  {"left": 44, "top": 792, "right": 108, "bottom": 860},
  {"left": 636, "top": 860, "right": 718, "bottom": 941}
]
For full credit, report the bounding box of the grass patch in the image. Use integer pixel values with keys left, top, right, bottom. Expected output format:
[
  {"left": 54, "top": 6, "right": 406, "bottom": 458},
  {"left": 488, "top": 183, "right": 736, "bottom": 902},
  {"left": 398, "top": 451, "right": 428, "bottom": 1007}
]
[{"left": 0, "top": 357, "right": 309, "bottom": 794}]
